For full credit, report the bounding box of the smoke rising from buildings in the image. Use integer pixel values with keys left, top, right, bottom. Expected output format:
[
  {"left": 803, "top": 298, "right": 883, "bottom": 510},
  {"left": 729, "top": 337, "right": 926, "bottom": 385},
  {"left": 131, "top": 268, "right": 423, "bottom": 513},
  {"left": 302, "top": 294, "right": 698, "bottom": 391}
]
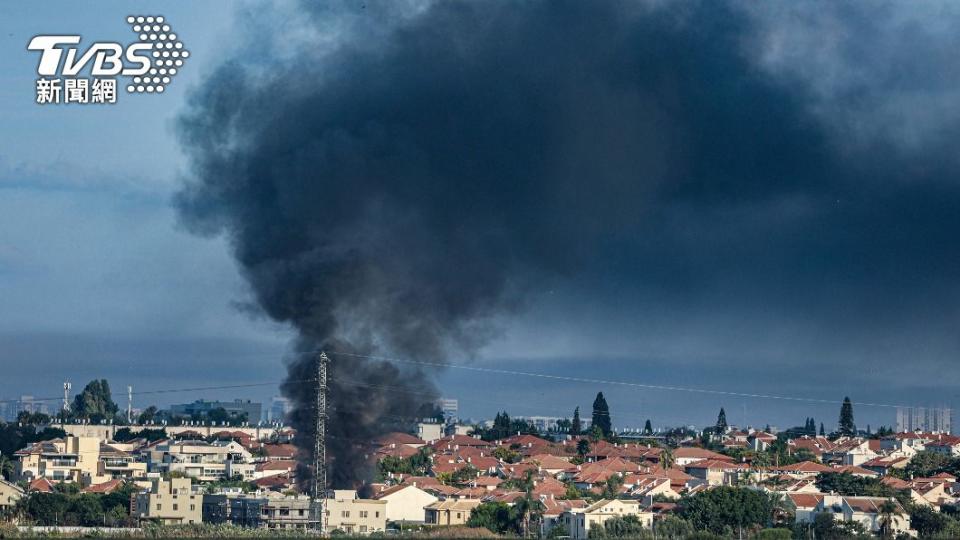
[{"left": 175, "top": 1, "right": 960, "bottom": 484}]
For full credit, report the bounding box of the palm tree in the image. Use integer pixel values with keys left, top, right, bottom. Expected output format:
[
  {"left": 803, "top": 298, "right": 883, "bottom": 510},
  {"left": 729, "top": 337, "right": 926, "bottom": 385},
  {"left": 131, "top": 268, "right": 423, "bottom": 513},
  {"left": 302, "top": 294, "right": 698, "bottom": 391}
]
[
  {"left": 751, "top": 452, "right": 771, "bottom": 485},
  {"left": 516, "top": 471, "right": 543, "bottom": 538},
  {"left": 878, "top": 500, "right": 899, "bottom": 539},
  {"left": 768, "top": 493, "right": 792, "bottom": 526},
  {"left": 659, "top": 447, "right": 674, "bottom": 471}
]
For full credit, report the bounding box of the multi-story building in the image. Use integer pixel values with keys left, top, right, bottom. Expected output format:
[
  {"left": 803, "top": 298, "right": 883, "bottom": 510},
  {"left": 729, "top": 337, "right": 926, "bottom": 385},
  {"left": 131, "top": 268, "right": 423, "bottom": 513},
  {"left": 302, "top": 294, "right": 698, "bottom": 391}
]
[
  {"left": 437, "top": 398, "right": 459, "bottom": 423},
  {"left": 896, "top": 406, "right": 952, "bottom": 434},
  {"left": 132, "top": 478, "right": 202, "bottom": 525},
  {"left": 202, "top": 492, "right": 265, "bottom": 527},
  {"left": 145, "top": 440, "right": 253, "bottom": 482},
  {"left": 170, "top": 399, "right": 263, "bottom": 424},
  {"left": 323, "top": 490, "right": 388, "bottom": 535},
  {"left": 14, "top": 435, "right": 102, "bottom": 485},
  {"left": 1, "top": 396, "right": 48, "bottom": 421},
  {"left": 559, "top": 499, "right": 653, "bottom": 540},
  {"left": 260, "top": 494, "right": 317, "bottom": 529},
  {"left": 267, "top": 397, "right": 292, "bottom": 423},
  {"left": 98, "top": 443, "right": 148, "bottom": 481}
]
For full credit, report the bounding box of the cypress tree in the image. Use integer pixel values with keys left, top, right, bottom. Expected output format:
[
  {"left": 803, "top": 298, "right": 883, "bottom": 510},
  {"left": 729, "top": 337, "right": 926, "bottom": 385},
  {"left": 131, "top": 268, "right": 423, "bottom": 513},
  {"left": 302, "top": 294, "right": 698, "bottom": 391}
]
[
  {"left": 592, "top": 393, "right": 612, "bottom": 438},
  {"left": 644, "top": 419, "right": 653, "bottom": 435},
  {"left": 715, "top": 407, "right": 728, "bottom": 434},
  {"left": 571, "top": 407, "right": 582, "bottom": 436},
  {"left": 838, "top": 397, "right": 856, "bottom": 436}
]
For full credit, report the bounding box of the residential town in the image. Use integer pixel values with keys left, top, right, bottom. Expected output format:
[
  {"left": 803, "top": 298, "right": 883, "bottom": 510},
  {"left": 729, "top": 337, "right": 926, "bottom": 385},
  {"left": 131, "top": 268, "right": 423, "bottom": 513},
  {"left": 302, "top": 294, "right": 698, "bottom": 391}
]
[{"left": 1, "top": 381, "right": 959, "bottom": 538}]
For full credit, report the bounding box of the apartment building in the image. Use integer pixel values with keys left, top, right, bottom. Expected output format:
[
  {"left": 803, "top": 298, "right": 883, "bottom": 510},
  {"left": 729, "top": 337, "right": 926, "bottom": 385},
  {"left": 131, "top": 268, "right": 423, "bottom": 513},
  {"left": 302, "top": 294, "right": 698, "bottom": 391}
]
[
  {"left": 323, "top": 490, "right": 388, "bottom": 535},
  {"left": 14, "top": 435, "right": 102, "bottom": 485},
  {"left": 145, "top": 439, "right": 253, "bottom": 482},
  {"left": 132, "top": 478, "right": 202, "bottom": 525},
  {"left": 170, "top": 399, "right": 264, "bottom": 424},
  {"left": 260, "top": 494, "right": 317, "bottom": 529},
  {"left": 202, "top": 493, "right": 266, "bottom": 527},
  {"left": 98, "top": 443, "right": 147, "bottom": 481}
]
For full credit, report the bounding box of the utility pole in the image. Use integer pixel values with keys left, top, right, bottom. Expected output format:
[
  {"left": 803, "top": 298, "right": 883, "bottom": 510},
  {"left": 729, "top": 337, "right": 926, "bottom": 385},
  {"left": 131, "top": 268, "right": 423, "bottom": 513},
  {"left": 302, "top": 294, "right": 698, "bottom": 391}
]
[
  {"left": 313, "top": 351, "right": 330, "bottom": 532},
  {"left": 127, "top": 386, "right": 133, "bottom": 424}
]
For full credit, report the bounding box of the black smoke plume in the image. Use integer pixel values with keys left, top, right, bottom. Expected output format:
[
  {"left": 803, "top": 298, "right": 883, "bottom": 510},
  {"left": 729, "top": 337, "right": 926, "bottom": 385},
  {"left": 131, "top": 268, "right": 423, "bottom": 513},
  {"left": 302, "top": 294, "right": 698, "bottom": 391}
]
[{"left": 174, "top": 1, "right": 899, "bottom": 485}]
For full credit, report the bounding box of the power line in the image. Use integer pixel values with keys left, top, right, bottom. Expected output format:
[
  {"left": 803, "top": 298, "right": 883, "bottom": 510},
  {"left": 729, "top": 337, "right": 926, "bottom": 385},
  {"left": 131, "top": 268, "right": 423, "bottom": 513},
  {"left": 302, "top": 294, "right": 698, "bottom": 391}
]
[{"left": 325, "top": 350, "right": 938, "bottom": 412}]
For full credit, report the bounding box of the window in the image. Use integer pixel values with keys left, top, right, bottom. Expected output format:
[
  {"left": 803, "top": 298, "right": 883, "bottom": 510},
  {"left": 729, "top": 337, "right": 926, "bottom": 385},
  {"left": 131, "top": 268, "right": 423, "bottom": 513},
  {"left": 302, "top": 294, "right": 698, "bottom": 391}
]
[
  {"left": 341, "top": 510, "right": 350, "bottom": 518},
  {"left": 360, "top": 526, "right": 367, "bottom": 533},
  {"left": 360, "top": 511, "right": 368, "bottom": 518},
  {"left": 173, "top": 504, "right": 179, "bottom": 511},
  {"left": 298, "top": 509, "right": 304, "bottom": 516},
  {"left": 457, "top": 513, "right": 461, "bottom": 519},
  {"left": 157, "top": 504, "right": 162, "bottom": 511},
  {"left": 190, "top": 505, "right": 195, "bottom": 511},
  {"left": 375, "top": 511, "right": 380, "bottom": 518}
]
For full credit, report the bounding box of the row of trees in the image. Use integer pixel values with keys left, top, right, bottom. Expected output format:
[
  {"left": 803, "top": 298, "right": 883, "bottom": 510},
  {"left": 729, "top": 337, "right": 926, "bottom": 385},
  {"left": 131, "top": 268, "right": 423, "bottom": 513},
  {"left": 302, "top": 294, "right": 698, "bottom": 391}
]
[{"left": 15, "top": 482, "right": 138, "bottom": 527}]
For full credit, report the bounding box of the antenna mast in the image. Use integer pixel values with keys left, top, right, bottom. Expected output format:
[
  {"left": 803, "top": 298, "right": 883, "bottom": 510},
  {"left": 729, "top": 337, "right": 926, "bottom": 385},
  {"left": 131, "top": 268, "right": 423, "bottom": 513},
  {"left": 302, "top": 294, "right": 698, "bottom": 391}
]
[
  {"left": 62, "top": 381, "right": 72, "bottom": 417},
  {"left": 313, "top": 351, "right": 330, "bottom": 529}
]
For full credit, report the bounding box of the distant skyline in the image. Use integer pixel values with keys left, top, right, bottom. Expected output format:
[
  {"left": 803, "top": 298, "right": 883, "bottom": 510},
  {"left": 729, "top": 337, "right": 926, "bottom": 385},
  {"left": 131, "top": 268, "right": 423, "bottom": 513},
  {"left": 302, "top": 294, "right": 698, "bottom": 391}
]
[{"left": 3, "top": 2, "right": 960, "bottom": 433}]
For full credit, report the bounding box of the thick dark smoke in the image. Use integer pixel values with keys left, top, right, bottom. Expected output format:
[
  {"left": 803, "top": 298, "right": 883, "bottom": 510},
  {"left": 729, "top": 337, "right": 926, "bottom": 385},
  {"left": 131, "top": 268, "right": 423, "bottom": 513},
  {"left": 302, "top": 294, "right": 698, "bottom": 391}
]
[{"left": 175, "top": 1, "right": 958, "bottom": 485}]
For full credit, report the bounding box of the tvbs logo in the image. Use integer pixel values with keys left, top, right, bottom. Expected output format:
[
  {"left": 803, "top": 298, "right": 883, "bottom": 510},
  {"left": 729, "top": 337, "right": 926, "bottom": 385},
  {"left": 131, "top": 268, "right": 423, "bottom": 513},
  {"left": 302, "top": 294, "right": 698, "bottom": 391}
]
[{"left": 28, "top": 16, "right": 189, "bottom": 105}]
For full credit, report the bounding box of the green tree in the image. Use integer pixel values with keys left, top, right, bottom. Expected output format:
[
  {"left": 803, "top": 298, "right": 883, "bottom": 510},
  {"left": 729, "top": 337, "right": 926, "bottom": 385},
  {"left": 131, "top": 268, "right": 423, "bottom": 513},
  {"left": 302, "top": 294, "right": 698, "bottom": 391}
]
[
  {"left": 905, "top": 451, "right": 957, "bottom": 478},
  {"left": 838, "top": 396, "right": 856, "bottom": 436},
  {"left": 71, "top": 379, "right": 119, "bottom": 422},
  {"left": 571, "top": 407, "right": 582, "bottom": 436},
  {"left": 909, "top": 504, "right": 951, "bottom": 537},
  {"left": 820, "top": 422, "right": 825, "bottom": 436},
  {"left": 592, "top": 393, "right": 612, "bottom": 438},
  {"left": 590, "top": 515, "right": 650, "bottom": 538},
  {"left": 643, "top": 419, "right": 653, "bottom": 435},
  {"left": 715, "top": 408, "right": 728, "bottom": 434},
  {"left": 653, "top": 515, "right": 693, "bottom": 539},
  {"left": 576, "top": 438, "right": 591, "bottom": 459},
  {"left": 467, "top": 501, "right": 519, "bottom": 534},
  {"left": 601, "top": 474, "right": 623, "bottom": 499},
  {"left": 137, "top": 405, "right": 158, "bottom": 424},
  {"left": 678, "top": 486, "right": 775, "bottom": 535},
  {"left": 659, "top": 447, "right": 674, "bottom": 471}
]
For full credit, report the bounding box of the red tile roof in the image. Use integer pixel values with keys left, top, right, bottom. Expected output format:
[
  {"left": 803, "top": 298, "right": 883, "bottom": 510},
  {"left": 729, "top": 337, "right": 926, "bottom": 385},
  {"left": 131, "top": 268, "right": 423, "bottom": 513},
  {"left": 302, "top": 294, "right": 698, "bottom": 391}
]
[
  {"left": 28, "top": 478, "right": 55, "bottom": 493},
  {"left": 262, "top": 443, "right": 298, "bottom": 459},
  {"left": 775, "top": 461, "right": 833, "bottom": 473},
  {"left": 82, "top": 479, "right": 124, "bottom": 494},
  {"left": 673, "top": 447, "right": 732, "bottom": 461},
  {"left": 374, "top": 432, "right": 426, "bottom": 446},
  {"left": 787, "top": 493, "right": 825, "bottom": 509},
  {"left": 252, "top": 474, "right": 293, "bottom": 489}
]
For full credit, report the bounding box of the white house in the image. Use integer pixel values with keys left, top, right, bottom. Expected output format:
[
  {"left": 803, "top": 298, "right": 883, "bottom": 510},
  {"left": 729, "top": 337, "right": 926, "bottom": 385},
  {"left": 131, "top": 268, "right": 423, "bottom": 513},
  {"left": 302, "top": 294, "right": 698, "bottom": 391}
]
[{"left": 372, "top": 484, "right": 437, "bottom": 523}]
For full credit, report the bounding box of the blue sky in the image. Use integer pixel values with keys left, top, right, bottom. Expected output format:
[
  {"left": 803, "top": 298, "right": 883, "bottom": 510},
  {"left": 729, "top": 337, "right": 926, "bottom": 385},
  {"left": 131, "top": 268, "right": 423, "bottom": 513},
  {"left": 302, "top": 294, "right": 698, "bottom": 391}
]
[
  {"left": 0, "top": 1, "right": 293, "bottom": 408},
  {"left": 2, "top": 1, "right": 959, "bottom": 433}
]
